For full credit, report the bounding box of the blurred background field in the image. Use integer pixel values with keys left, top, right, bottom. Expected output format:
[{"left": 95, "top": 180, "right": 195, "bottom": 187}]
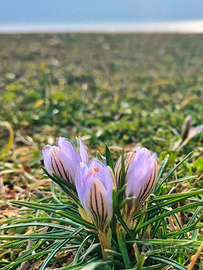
[
  {"left": 1, "top": 33, "right": 203, "bottom": 147},
  {"left": 0, "top": 33, "right": 203, "bottom": 201}
]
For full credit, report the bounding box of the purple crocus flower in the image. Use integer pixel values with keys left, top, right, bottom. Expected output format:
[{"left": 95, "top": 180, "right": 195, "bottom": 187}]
[
  {"left": 76, "top": 159, "right": 114, "bottom": 231},
  {"left": 42, "top": 137, "right": 88, "bottom": 185},
  {"left": 115, "top": 147, "right": 157, "bottom": 225}
]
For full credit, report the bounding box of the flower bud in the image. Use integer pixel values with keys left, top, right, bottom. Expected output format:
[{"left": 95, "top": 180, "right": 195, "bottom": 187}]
[
  {"left": 42, "top": 137, "right": 88, "bottom": 185},
  {"left": 115, "top": 147, "right": 157, "bottom": 226},
  {"left": 181, "top": 115, "right": 191, "bottom": 141},
  {"left": 76, "top": 159, "right": 114, "bottom": 231}
]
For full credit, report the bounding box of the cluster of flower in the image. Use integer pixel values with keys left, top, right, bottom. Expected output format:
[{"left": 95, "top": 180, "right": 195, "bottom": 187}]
[{"left": 42, "top": 137, "right": 157, "bottom": 232}]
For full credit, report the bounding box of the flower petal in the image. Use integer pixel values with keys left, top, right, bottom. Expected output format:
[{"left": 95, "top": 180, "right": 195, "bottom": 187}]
[
  {"left": 115, "top": 147, "right": 158, "bottom": 228},
  {"left": 57, "top": 137, "right": 81, "bottom": 164},
  {"left": 42, "top": 145, "right": 53, "bottom": 174},
  {"left": 125, "top": 153, "right": 151, "bottom": 198},
  {"left": 50, "top": 146, "right": 78, "bottom": 184},
  {"left": 76, "top": 159, "right": 114, "bottom": 231},
  {"left": 78, "top": 138, "right": 88, "bottom": 164},
  {"left": 85, "top": 177, "right": 113, "bottom": 230},
  {"left": 89, "top": 159, "right": 114, "bottom": 191},
  {"left": 76, "top": 163, "right": 89, "bottom": 205}
]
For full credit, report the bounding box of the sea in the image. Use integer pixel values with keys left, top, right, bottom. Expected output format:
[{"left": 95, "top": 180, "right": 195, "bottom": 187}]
[{"left": 0, "top": 20, "right": 203, "bottom": 34}]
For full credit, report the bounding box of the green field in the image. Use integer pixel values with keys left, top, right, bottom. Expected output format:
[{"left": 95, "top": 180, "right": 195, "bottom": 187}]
[{"left": 0, "top": 33, "right": 203, "bottom": 269}]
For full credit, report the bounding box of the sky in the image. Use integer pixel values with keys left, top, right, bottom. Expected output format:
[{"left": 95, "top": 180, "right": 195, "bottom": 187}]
[{"left": 0, "top": 0, "right": 203, "bottom": 25}]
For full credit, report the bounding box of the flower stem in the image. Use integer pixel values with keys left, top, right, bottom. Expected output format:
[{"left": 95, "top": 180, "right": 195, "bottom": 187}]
[{"left": 98, "top": 231, "right": 111, "bottom": 259}]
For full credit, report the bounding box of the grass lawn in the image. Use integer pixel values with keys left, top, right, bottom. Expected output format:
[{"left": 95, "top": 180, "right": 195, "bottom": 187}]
[{"left": 0, "top": 33, "right": 203, "bottom": 269}]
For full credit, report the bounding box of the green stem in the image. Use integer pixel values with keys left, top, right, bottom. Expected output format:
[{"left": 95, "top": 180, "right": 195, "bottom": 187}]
[{"left": 98, "top": 231, "right": 111, "bottom": 259}]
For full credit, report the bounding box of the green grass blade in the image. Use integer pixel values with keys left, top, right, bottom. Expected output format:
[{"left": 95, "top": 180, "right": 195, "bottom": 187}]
[
  {"left": 10, "top": 217, "right": 81, "bottom": 228},
  {"left": 117, "top": 214, "right": 134, "bottom": 238},
  {"left": 39, "top": 239, "right": 69, "bottom": 270},
  {"left": 14, "top": 240, "right": 45, "bottom": 262},
  {"left": 167, "top": 176, "right": 196, "bottom": 185},
  {"left": 56, "top": 210, "right": 96, "bottom": 230},
  {"left": 42, "top": 168, "right": 80, "bottom": 205},
  {"left": 117, "top": 226, "right": 132, "bottom": 269},
  {"left": 0, "top": 245, "right": 80, "bottom": 270},
  {"left": 51, "top": 181, "right": 63, "bottom": 204},
  {"left": 9, "top": 200, "right": 68, "bottom": 212},
  {"left": 142, "top": 264, "right": 165, "bottom": 270},
  {"left": 153, "top": 154, "right": 169, "bottom": 193},
  {"left": 135, "top": 201, "right": 203, "bottom": 232},
  {"left": 128, "top": 239, "right": 201, "bottom": 245},
  {"left": 80, "top": 259, "right": 124, "bottom": 270},
  {"left": 119, "top": 150, "right": 125, "bottom": 190},
  {"left": 0, "top": 222, "right": 74, "bottom": 232},
  {"left": 72, "top": 235, "right": 91, "bottom": 264},
  {"left": 178, "top": 200, "right": 203, "bottom": 240},
  {"left": 151, "top": 189, "right": 203, "bottom": 202},
  {"left": 39, "top": 226, "right": 84, "bottom": 270},
  {"left": 154, "top": 151, "right": 193, "bottom": 193},
  {"left": 148, "top": 255, "right": 187, "bottom": 270},
  {"left": 0, "top": 234, "right": 79, "bottom": 240},
  {"left": 105, "top": 144, "right": 114, "bottom": 171}
]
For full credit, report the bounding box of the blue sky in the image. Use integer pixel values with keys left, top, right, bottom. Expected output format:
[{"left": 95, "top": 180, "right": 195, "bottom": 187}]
[{"left": 0, "top": 0, "right": 203, "bottom": 24}]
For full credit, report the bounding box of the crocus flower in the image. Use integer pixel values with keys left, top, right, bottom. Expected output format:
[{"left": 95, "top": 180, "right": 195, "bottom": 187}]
[
  {"left": 76, "top": 159, "right": 114, "bottom": 231},
  {"left": 115, "top": 147, "right": 157, "bottom": 226},
  {"left": 42, "top": 137, "right": 88, "bottom": 185}
]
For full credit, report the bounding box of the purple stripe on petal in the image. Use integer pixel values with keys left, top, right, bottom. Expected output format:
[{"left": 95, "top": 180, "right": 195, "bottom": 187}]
[
  {"left": 76, "top": 159, "right": 114, "bottom": 231},
  {"left": 115, "top": 146, "right": 158, "bottom": 229},
  {"left": 42, "top": 137, "right": 89, "bottom": 186}
]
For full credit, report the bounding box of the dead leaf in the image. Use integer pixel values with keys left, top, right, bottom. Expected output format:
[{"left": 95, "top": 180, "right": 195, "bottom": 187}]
[
  {"left": 188, "top": 240, "right": 203, "bottom": 270},
  {"left": 181, "top": 96, "right": 196, "bottom": 107},
  {"left": 1, "top": 209, "right": 19, "bottom": 217},
  {"left": 19, "top": 261, "right": 30, "bottom": 270},
  {"left": 33, "top": 99, "right": 44, "bottom": 108},
  {"left": 154, "top": 80, "right": 170, "bottom": 85},
  {"left": 0, "top": 121, "right": 14, "bottom": 159}
]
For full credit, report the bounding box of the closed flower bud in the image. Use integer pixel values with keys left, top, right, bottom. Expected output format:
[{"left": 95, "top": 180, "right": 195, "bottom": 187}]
[
  {"left": 76, "top": 159, "right": 114, "bottom": 231},
  {"left": 42, "top": 137, "right": 88, "bottom": 185},
  {"left": 181, "top": 115, "right": 191, "bottom": 141},
  {"left": 115, "top": 147, "right": 157, "bottom": 227}
]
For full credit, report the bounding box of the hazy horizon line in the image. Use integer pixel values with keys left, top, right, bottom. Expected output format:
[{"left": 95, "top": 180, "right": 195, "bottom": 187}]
[{"left": 1, "top": 20, "right": 203, "bottom": 34}]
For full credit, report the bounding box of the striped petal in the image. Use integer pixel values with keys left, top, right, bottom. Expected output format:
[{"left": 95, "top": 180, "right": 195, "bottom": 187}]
[
  {"left": 85, "top": 178, "right": 112, "bottom": 230},
  {"left": 115, "top": 147, "right": 158, "bottom": 226},
  {"left": 57, "top": 137, "right": 81, "bottom": 164},
  {"left": 125, "top": 153, "right": 152, "bottom": 198},
  {"left": 76, "top": 160, "right": 114, "bottom": 231},
  {"left": 43, "top": 145, "right": 77, "bottom": 185},
  {"left": 42, "top": 137, "right": 89, "bottom": 186}
]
